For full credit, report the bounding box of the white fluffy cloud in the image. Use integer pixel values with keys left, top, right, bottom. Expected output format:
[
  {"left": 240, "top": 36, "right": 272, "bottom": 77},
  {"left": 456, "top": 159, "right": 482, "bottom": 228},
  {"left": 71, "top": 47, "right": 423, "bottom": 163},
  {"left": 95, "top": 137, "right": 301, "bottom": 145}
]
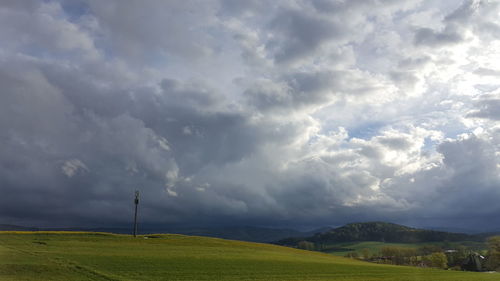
[{"left": 1, "top": 0, "right": 500, "bottom": 230}]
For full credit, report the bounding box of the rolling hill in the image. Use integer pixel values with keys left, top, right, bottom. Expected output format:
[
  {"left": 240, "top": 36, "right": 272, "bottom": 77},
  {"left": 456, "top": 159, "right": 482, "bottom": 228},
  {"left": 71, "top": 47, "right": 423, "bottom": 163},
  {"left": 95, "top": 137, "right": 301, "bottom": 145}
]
[
  {"left": 276, "top": 222, "right": 482, "bottom": 246},
  {"left": 0, "top": 224, "right": 39, "bottom": 231},
  {"left": 0, "top": 224, "right": 322, "bottom": 243},
  {"left": 90, "top": 225, "right": 321, "bottom": 243},
  {"left": 1, "top": 231, "right": 500, "bottom": 280}
]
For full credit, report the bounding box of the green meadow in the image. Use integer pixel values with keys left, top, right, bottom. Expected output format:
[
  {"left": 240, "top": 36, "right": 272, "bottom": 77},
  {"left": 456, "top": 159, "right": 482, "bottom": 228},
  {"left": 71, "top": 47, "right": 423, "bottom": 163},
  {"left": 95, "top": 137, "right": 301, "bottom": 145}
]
[
  {"left": 323, "top": 241, "right": 419, "bottom": 256},
  {"left": 1, "top": 232, "right": 499, "bottom": 281},
  {"left": 323, "top": 241, "right": 487, "bottom": 257}
]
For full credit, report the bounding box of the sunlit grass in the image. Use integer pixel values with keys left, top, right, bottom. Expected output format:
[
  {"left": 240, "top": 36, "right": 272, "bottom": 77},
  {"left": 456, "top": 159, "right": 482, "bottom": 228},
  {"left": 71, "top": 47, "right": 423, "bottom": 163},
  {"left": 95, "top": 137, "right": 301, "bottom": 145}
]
[
  {"left": 1, "top": 232, "right": 499, "bottom": 281},
  {"left": 0, "top": 231, "right": 116, "bottom": 235}
]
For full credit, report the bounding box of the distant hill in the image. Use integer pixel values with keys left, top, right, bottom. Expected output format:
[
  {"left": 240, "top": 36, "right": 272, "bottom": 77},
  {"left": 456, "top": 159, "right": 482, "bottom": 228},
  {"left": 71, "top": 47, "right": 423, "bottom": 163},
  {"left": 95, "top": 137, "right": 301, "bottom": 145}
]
[
  {"left": 98, "top": 226, "right": 315, "bottom": 243},
  {"left": 20, "top": 225, "right": 316, "bottom": 243},
  {"left": 159, "top": 226, "right": 316, "bottom": 243},
  {"left": 3, "top": 222, "right": 493, "bottom": 244},
  {"left": 1, "top": 224, "right": 317, "bottom": 243},
  {"left": 276, "top": 222, "right": 483, "bottom": 246},
  {"left": 0, "top": 224, "right": 39, "bottom": 231}
]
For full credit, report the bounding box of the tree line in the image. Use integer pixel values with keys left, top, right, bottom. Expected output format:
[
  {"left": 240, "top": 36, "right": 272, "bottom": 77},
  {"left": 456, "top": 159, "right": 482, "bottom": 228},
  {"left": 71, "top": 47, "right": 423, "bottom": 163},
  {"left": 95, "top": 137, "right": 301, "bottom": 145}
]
[{"left": 297, "top": 236, "right": 500, "bottom": 272}]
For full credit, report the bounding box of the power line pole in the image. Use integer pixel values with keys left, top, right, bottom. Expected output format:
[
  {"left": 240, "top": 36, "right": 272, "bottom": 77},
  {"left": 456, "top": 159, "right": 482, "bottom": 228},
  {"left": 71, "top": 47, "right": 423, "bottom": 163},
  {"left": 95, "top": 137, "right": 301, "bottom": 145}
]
[{"left": 133, "top": 190, "right": 139, "bottom": 237}]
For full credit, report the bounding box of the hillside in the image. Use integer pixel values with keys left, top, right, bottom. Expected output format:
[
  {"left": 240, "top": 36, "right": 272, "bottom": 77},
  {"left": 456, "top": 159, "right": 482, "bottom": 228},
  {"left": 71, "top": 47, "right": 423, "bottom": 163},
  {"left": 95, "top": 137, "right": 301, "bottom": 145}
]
[
  {"left": 161, "top": 226, "right": 313, "bottom": 242},
  {"left": 0, "top": 224, "right": 39, "bottom": 231},
  {"left": 277, "top": 222, "right": 481, "bottom": 246},
  {"left": 94, "top": 225, "right": 318, "bottom": 243},
  {"left": 0, "top": 224, "right": 320, "bottom": 243},
  {"left": 2, "top": 231, "right": 500, "bottom": 280}
]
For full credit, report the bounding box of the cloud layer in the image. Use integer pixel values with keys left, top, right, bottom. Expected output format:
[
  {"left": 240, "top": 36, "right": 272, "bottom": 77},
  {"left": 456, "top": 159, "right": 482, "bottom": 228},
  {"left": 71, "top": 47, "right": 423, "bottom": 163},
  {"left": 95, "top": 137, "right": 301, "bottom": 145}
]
[{"left": 1, "top": 0, "right": 500, "bottom": 230}]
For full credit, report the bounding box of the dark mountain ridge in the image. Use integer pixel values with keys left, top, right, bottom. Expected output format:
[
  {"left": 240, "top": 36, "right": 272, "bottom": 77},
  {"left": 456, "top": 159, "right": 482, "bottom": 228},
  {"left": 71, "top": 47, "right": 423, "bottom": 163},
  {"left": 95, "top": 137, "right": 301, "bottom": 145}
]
[
  {"left": 276, "top": 221, "right": 484, "bottom": 246},
  {"left": 0, "top": 224, "right": 320, "bottom": 243},
  {"left": 0, "top": 224, "right": 39, "bottom": 231},
  {"left": 2, "top": 222, "right": 494, "bottom": 244}
]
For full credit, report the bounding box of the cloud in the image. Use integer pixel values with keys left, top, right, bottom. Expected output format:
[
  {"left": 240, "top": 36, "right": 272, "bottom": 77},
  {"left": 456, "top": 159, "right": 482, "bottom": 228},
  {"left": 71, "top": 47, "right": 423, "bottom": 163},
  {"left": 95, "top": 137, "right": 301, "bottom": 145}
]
[
  {"left": 467, "top": 92, "right": 500, "bottom": 121},
  {"left": 267, "top": 7, "right": 349, "bottom": 64},
  {"left": 413, "top": 27, "right": 463, "bottom": 47},
  {"left": 1, "top": 0, "right": 500, "bottom": 231},
  {"left": 244, "top": 69, "right": 398, "bottom": 114},
  {"left": 413, "top": 0, "right": 500, "bottom": 47},
  {"left": 84, "top": 0, "right": 218, "bottom": 61},
  {"left": 474, "top": 67, "right": 500, "bottom": 77},
  {"left": 61, "top": 159, "right": 89, "bottom": 178},
  {"left": 0, "top": 1, "right": 98, "bottom": 59}
]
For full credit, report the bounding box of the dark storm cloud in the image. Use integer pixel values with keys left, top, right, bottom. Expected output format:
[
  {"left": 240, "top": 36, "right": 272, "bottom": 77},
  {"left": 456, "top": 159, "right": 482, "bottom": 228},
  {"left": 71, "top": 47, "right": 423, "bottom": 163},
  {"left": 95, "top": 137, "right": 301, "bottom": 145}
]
[
  {"left": 267, "top": 8, "right": 348, "bottom": 64},
  {"left": 139, "top": 84, "right": 262, "bottom": 172},
  {"left": 84, "top": 0, "right": 218, "bottom": 61},
  {"left": 0, "top": 56, "right": 265, "bottom": 226},
  {"left": 0, "top": 0, "right": 39, "bottom": 11},
  {"left": 0, "top": 60, "right": 173, "bottom": 226},
  {"left": 431, "top": 134, "right": 500, "bottom": 221},
  {"left": 219, "top": 0, "right": 267, "bottom": 16},
  {"left": 2, "top": 0, "right": 500, "bottom": 231}
]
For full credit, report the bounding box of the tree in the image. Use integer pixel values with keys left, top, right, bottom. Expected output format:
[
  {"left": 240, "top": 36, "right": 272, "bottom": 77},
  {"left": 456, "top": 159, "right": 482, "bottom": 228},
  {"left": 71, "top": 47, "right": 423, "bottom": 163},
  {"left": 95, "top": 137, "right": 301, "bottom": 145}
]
[
  {"left": 423, "top": 252, "right": 448, "bottom": 269},
  {"left": 297, "top": 241, "right": 315, "bottom": 251},
  {"left": 361, "top": 248, "right": 371, "bottom": 260},
  {"left": 379, "top": 246, "right": 418, "bottom": 265},
  {"left": 485, "top": 236, "right": 500, "bottom": 271},
  {"left": 345, "top": 252, "right": 359, "bottom": 259},
  {"left": 488, "top": 236, "right": 500, "bottom": 251},
  {"left": 380, "top": 246, "right": 400, "bottom": 258},
  {"left": 417, "top": 245, "right": 442, "bottom": 256}
]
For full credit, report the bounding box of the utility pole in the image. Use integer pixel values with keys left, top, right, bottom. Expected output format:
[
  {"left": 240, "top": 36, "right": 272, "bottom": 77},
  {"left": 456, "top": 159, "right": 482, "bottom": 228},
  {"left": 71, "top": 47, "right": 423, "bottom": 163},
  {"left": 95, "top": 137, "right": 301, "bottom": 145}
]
[{"left": 133, "top": 190, "right": 139, "bottom": 237}]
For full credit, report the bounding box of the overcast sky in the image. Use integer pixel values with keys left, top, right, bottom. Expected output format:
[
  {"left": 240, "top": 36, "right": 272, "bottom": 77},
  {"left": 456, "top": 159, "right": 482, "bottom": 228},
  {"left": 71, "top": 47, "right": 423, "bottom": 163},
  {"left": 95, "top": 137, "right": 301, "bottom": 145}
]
[{"left": 1, "top": 0, "right": 500, "bottom": 231}]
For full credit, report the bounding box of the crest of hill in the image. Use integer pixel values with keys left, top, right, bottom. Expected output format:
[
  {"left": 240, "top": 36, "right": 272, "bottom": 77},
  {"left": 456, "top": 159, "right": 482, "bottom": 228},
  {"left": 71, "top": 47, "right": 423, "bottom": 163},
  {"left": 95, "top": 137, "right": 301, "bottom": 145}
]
[
  {"left": 0, "top": 224, "right": 38, "bottom": 231},
  {"left": 276, "top": 222, "right": 481, "bottom": 245}
]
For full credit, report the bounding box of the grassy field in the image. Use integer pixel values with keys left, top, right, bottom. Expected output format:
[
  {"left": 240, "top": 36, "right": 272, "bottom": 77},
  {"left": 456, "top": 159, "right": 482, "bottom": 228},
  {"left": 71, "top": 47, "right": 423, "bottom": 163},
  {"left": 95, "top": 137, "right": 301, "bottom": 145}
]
[
  {"left": 323, "top": 241, "right": 418, "bottom": 256},
  {"left": 324, "top": 241, "right": 488, "bottom": 257},
  {"left": 1, "top": 232, "right": 499, "bottom": 281}
]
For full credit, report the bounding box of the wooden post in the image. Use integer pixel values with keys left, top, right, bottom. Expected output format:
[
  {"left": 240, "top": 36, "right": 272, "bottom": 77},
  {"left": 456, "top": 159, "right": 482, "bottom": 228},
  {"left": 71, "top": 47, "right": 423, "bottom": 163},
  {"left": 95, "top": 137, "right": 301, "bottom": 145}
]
[{"left": 133, "top": 190, "right": 139, "bottom": 237}]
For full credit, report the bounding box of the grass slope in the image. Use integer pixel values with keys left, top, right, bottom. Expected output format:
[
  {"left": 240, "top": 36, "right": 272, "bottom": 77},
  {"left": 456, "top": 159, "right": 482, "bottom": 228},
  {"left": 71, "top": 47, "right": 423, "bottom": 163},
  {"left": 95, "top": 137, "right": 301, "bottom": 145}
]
[
  {"left": 324, "top": 241, "right": 488, "bottom": 257},
  {"left": 324, "top": 241, "right": 418, "bottom": 256},
  {"left": 1, "top": 232, "right": 499, "bottom": 281}
]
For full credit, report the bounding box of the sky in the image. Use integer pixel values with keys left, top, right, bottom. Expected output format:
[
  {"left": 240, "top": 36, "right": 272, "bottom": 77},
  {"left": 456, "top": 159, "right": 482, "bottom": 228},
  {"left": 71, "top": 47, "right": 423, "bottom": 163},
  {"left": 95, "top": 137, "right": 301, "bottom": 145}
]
[{"left": 1, "top": 0, "right": 500, "bottom": 231}]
